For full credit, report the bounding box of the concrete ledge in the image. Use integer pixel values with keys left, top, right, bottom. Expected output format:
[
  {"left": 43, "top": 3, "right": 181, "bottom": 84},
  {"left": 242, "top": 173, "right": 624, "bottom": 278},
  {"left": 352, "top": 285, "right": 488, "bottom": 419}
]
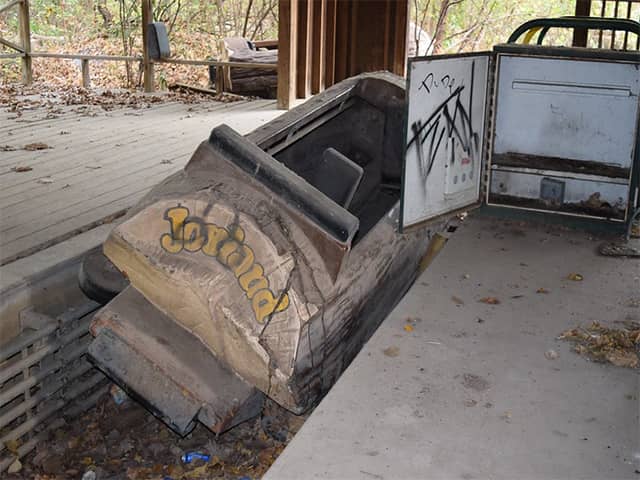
[{"left": 265, "top": 215, "right": 639, "bottom": 480}]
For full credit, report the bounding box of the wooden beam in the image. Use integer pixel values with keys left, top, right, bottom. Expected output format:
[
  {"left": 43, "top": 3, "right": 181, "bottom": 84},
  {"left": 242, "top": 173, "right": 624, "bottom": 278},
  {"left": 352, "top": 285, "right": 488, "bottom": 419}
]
[
  {"left": 31, "top": 52, "right": 140, "bottom": 61},
  {"left": 0, "top": 36, "right": 24, "bottom": 53},
  {"left": 141, "top": 0, "right": 154, "bottom": 92},
  {"left": 383, "top": 0, "right": 391, "bottom": 68},
  {"left": 391, "top": 0, "right": 408, "bottom": 77},
  {"left": 324, "top": 0, "right": 337, "bottom": 88},
  {"left": 295, "top": 0, "right": 313, "bottom": 99},
  {"left": 333, "top": 0, "right": 351, "bottom": 83},
  {"left": 348, "top": 0, "right": 359, "bottom": 77},
  {"left": 311, "top": 0, "right": 327, "bottom": 94},
  {"left": 81, "top": 59, "right": 90, "bottom": 88},
  {"left": 18, "top": 0, "right": 31, "bottom": 85},
  {"left": 572, "top": 0, "right": 592, "bottom": 47},
  {"left": 277, "top": 0, "right": 298, "bottom": 110},
  {"left": 0, "top": 0, "right": 21, "bottom": 15}
]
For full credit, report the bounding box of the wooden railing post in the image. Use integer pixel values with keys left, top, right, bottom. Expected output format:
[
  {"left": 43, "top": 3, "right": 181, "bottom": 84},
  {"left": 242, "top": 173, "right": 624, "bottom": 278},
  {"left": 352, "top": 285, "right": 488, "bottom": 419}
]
[
  {"left": 18, "top": 0, "right": 32, "bottom": 85},
  {"left": 81, "top": 59, "right": 90, "bottom": 88},
  {"left": 277, "top": 0, "right": 298, "bottom": 110},
  {"left": 141, "top": 0, "right": 154, "bottom": 92}
]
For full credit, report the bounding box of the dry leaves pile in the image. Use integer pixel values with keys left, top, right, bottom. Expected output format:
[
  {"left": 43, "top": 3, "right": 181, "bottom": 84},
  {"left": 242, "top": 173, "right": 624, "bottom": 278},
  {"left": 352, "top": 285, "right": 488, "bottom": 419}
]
[
  {"left": 0, "top": 82, "right": 245, "bottom": 121},
  {"left": 559, "top": 321, "right": 640, "bottom": 368},
  {"left": 4, "top": 391, "right": 305, "bottom": 480}
]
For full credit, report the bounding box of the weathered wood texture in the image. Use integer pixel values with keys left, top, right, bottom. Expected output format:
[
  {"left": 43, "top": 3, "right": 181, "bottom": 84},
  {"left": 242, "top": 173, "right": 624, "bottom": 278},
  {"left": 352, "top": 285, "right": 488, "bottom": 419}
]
[
  {"left": 277, "top": 0, "right": 409, "bottom": 107},
  {"left": 0, "top": 99, "right": 282, "bottom": 266},
  {"left": 141, "top": 0, "right": 155, "bottom": 92},
  {"left": 18, "top": 0, "right": 31, "bottom": 84},
  {"left": 96, "top": 73, "right": 446, "bottom": 415},
  {"left": 277, "top": 0, "right": 299, "bottom": 109}
]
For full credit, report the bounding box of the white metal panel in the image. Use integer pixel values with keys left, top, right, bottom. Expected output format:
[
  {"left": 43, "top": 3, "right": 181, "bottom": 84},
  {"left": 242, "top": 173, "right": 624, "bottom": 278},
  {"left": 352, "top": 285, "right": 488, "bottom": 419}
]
[
  {"left": 402, "top": 54, "right": 490, "bottom": 229},
  {"left": 493, "top": 55, "right": 640, "bottom": 169}
]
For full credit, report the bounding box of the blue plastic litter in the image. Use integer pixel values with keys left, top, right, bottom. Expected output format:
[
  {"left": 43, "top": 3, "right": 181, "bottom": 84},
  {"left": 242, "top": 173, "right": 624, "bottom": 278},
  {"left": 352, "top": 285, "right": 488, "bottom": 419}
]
[{"left": 180, "top": 452, "right": 211, "bottom": 464}]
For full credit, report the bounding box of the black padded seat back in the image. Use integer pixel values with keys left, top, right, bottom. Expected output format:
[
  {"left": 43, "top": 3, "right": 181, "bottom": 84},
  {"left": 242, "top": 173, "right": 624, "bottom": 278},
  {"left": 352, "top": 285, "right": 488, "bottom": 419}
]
[{"left": 309, "top": 148, "right": 364, "bottom": 209}]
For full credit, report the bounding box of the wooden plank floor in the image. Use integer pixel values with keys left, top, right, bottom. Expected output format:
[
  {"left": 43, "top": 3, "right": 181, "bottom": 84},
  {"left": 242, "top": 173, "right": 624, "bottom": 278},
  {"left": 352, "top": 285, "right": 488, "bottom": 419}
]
[{"left": 0, "top": 97, "right": 283, "bottom": 266}]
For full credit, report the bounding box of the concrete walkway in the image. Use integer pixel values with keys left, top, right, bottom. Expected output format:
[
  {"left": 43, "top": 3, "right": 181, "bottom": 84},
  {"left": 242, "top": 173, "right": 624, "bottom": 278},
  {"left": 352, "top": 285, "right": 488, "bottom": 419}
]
[{"left": 265, "top": 215, "right": 640, "bottom": 480}]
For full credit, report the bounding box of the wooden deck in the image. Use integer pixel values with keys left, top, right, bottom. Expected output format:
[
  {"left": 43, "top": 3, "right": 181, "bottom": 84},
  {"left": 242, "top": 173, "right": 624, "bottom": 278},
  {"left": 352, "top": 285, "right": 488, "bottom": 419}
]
[{"left": 0, "top": 97, "right": 282, "bottom": 266}]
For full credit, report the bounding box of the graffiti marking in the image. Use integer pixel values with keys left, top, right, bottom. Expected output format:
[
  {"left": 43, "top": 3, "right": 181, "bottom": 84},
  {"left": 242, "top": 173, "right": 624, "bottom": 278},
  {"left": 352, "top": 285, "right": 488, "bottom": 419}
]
[{"left": 160, "top": 206, "right": 290, "bottom": 324}]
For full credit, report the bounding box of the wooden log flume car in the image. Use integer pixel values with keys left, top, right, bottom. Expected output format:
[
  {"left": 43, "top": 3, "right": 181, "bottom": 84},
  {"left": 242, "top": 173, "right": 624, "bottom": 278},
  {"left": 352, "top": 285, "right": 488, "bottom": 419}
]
[{"left": 84, "top": 72, "right": 449, "bottom": 436}]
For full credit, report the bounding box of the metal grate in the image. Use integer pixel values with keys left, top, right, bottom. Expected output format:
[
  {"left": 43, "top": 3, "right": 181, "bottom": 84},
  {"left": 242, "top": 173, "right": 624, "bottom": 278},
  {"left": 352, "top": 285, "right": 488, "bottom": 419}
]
[{"left": 0, "top": 301, "right": 106, "bottom": 473}]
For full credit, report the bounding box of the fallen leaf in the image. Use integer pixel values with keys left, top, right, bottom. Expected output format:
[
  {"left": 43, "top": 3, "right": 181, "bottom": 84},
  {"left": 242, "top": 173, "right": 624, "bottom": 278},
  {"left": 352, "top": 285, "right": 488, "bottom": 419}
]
[
  {"left": 403, "top": 324, "right": 414, "bottom": 332},
  {"left": 536, "top": 288, "right": 549, "bottom": 294},
  {"left": 81, "top": 456, "right": 93, "bottom": 466},
  {"left": 23, "top": 142, "right": 51, "bottom": 151},
  {"left": 383, "top": 346, "right": 400, "bottom": 357},
  {"left": 567, "top": 273, "right": 583, "bottom": 281},
  {"left": 479, "top": 297, "right": 500, "bottom": 305},
  {"left": 544, "top": 349, "right": 559, "bottom": 360},
  {"left": 559, "top": 321, "right": 640, "bottom": 368},
  {"left": 7, "top": 459, "right": 21, "bottom": 474},
  {"left": 606, "top": 351, "right": 638, "bottom": 368},
  {"left": 183, "top": 464, "right": 209, "bottom": 478},
  {"left": 11, "top": 166, "right": 33, "bottom": 172},
  {"left": 4, "top": 439, "right": 20, "bottom": 453},
  {"left": 451, "top": 295, "right": 464, "bottom": 306}
]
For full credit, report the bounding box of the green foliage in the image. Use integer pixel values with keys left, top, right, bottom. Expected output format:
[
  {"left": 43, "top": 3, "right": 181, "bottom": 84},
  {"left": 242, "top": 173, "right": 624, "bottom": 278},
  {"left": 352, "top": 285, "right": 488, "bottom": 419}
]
[{"left": 411, "top": 0, "right": 575, "bottom": 55}]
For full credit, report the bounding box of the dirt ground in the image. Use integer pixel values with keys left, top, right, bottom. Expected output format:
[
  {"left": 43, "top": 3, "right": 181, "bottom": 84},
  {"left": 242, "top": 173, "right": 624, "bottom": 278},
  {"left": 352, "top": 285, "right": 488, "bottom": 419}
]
[{"left": 7, "top": 387, "right": 306, "bottom": 480}]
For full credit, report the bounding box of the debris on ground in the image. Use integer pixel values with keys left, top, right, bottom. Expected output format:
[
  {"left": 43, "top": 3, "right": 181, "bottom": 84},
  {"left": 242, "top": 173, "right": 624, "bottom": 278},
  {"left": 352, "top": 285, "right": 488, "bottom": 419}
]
[
  {"left": 0, "top": 83, "right": 251, "bottom": 120},
  {"left": 10, "top": 166, "right": 33, "bottom": 172},
  {"left": 598, "top": 242, "right": 640, "bottom": 258},
  {"left": 559, "top": 321, "right": 640, "bottom": 368},
  {"left": 479, "top": 297, "right": 500, "bottom": 305},
  {"left": 23, "top": 142, "right": 52, "bottom": 151},
  {"left": 536, "top": 288, "right": 549, "bottom": 294},
  {"left": 461, "top": 373, "right": 490, "bottom": 392},
  {"left": 383, "top": 346, "right": 400, "bottom": 357},
  {"left": 109, "top": 384, "right": 128, "bottom": 405},
  {"left": 566, "top": 273, "right": 583, "bottom": 281},
  {"left": 544, "top": 349, "right": 559, "bottom": 360},
  {"left": 451, "top": 295, "right": 465, "bottom": 306},
  {"left": 4, "top": 391, "right": 307, "bottom": 480}
]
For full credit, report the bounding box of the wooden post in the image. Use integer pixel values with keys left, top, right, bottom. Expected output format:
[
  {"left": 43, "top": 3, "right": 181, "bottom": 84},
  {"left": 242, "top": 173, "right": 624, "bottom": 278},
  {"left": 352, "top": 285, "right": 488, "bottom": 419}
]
[
  {"left": 572, "top": 0, "right": 592, "bottom": 47},
  {"left": 81, "top": 59, "right": 90, "bottom": 88},
  {"left": 311, "top": 0, "right": 326, "bottom": 94},
  {"left": 18, "top": 0, "right": 32, "bottom": 85},
  {"left": 141, "top": 0, "right": 154, "bottom": 92},
  {"left": 295, "top": 0, "right": 313, "bottom": 99},
  {"left": 277, "top": 0, "right": 298, "bottom": 110},
  {"left": 391, "top": 0, "right": 409, "bottom": 77},
  {"left": 324, "top": 0, "right": 337, "bottom": 88}
]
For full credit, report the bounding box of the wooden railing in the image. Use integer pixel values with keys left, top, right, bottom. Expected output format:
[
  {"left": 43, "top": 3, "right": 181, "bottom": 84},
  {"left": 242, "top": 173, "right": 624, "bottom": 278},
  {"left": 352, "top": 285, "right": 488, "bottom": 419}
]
[
  {"left": 0, "top": 0, "right": 31, "bottom": 84},
  {"left": 0, "top": 0, "right": 277, "bottom": 92}
]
